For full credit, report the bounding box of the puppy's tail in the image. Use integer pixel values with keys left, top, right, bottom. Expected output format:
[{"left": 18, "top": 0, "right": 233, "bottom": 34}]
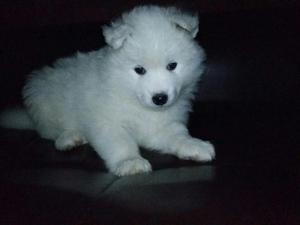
[{"left": 0, "top": 108, "right": 34, "bottom": 130}]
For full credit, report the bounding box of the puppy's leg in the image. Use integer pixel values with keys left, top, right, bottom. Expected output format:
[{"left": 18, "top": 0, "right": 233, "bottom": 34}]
[
  {"left": 87, "top": 125, "right": 152, "bottom": 176},
  {"left": 145, "top": 123, "right": 215, "bottom": 162}
]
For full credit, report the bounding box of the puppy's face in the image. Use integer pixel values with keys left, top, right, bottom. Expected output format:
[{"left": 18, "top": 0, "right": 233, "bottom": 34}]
[
  {"left": 132, "top": 62, "right": 181, "bottom": 108},
  {"left": 122, "top": 28, "right": 205, "bottom": 109},
  {"left": 103, "top": 6, "right": 206, "bottom": 109}
]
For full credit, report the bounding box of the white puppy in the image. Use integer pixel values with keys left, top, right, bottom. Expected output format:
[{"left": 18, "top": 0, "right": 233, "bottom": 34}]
[{"left": 0, "top": 6, "right": 215, "bottom": 176}]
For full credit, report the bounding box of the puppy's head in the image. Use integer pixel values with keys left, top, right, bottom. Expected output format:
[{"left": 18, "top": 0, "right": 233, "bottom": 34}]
[{"left": 103, "top": 6, "right": 206, "bottom": 109}]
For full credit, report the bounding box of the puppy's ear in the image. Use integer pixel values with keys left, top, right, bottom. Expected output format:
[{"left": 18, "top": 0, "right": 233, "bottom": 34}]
[
  {"left": 169, "top": 8, "right": 199, "bottom": 38},
  {"left": 102, "top": 20, "right": 131, "bottom": 49}
]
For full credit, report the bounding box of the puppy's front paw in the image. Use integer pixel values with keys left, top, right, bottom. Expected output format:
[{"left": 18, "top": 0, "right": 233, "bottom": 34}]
[
  {"left": 112, "top": 158, "right": 152, "bottom": 176},
  {"left": 177, "top": 138, "right": 215, "bottom": 162},
  {"left": 55, "top": 131, "right": 87, "bottom": 151}
]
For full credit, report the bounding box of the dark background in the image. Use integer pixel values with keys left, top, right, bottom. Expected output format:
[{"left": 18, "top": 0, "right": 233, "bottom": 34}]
[{"left": 0, "top": 1, "right": 299, "bottom": 225}]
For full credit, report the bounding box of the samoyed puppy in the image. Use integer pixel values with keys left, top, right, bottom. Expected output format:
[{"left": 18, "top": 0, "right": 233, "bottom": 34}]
[{"left": 0, "top": 5, "right": 215, "bottom": 176}]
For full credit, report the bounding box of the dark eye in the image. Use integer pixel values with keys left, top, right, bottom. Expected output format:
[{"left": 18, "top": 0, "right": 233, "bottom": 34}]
[
  {"left": 134, "top": 66, "right": 146, "bottom": 75},
  {"left": 167, "top": 62, "right": 177, "bottom": 71}
]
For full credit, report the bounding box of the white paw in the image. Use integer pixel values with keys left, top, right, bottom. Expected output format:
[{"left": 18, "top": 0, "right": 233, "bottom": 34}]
[
  {"left": 112, "top": 158, "right": 152, "bottom": 176},
  {"left": 176, "top": 138, "right": 215, "bottom": 162},
  {"left": 55, "top": 131, "right": 87, "bottom": 151}
]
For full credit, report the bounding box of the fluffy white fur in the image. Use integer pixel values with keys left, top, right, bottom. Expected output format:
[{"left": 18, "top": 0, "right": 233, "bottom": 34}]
[{"left": 0, "top": 6, "right": 215, "bottom": 176}]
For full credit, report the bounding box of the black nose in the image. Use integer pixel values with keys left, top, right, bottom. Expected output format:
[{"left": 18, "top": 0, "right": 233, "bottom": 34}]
[{"left": 152, "top": 93, "right": 168, "bottom": 106}]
